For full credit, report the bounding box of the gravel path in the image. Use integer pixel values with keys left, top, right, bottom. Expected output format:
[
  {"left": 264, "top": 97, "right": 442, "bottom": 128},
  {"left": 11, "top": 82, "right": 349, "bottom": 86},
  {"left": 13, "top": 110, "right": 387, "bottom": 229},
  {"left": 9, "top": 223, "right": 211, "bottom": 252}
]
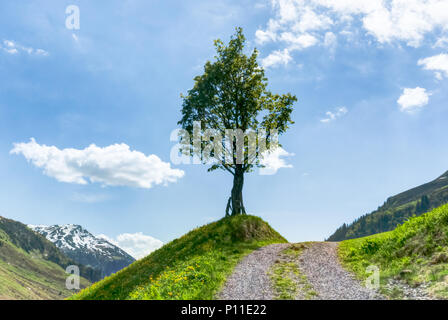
[
  {"left": 218, "top": 241, "right": 434, "bottom": 300},
  {"left": 299, "top": 242, "right": 383, "bottom": 300},
  {"left": 218, "top": 243, "right": 290, "bottom": 300}
]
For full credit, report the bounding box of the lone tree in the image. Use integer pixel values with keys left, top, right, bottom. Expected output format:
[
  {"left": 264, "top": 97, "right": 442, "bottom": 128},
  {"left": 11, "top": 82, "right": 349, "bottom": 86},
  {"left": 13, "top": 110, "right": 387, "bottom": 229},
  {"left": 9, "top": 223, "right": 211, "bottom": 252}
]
[{"left": 178, "top": 28, "right": 297, "bottom": 216}]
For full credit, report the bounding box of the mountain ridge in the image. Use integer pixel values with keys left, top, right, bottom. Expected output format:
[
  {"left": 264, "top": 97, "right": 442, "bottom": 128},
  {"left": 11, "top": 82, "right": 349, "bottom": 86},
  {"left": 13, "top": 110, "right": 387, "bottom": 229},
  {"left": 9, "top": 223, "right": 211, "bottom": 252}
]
[
  {"left": 0, "top": 216, "right": 92, "bottom": 299},
  {"left": 328, "top": 170, "right": 448, "bottom": 241},
  {"left": 31, "top": 224, "right": 135, "bottom": 278}
]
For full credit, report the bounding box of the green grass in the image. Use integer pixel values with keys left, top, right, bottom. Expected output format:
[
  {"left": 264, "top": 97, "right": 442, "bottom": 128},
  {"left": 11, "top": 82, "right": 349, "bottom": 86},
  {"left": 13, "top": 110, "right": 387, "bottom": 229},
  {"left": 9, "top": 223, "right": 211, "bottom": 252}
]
[
  {"left": 339, "top": 203, "right": 448, "bottom": 299},
  {"left": 70, "top": 215, "right": 287, "bottom": 300},
  {"left": 269, "top": 243, "right": 316, "bottom": 300},
  {"left": 0, "top": 238, "right": 90, "bottom": 299},
  {"left": 0, "top": 216, "right": 91, "bottom": 299}
]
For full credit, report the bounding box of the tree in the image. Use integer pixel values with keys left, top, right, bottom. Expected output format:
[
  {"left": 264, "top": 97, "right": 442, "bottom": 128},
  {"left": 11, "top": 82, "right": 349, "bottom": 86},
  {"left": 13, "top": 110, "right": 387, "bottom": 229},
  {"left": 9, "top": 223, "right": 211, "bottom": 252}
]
[
  {"left": 178, "top": 28, "right": 297, "bottom": 216},
  {"left": 416, "top": 195, "right": 430, "bottom": 214}
]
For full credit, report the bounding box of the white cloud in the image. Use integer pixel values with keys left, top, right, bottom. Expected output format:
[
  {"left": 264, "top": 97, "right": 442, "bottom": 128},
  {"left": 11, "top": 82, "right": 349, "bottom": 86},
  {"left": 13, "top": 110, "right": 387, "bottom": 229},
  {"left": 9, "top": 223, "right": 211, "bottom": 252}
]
[
  {"left": 98, "top": 232, "right": 163, "bottom": 259},
  {"left": 320, "top": 106, "right": 348, "bottom": 123},
  {"left": 279, "top": 32, "right": 318, "bottom": 49},
  {"left": 256, "top": 29, "right": 275, "bottom": 44},
  {"left": 4, "top": 40, "right": 14, "bottom": 47},
  {"left": 324, "top": 31, "right": 337, "bottom": 48},
  {"left": 2, "top": 40, "right": 48, "bottom": 56},
  {"left": 2, "top": 40, "right": 18, "bottom": 54},
  {"left": 290, "top": 6, "right": 333, "bottom": 33},
  {"left": 35, "top": 48, "right": 49, "bottom": 56},
  {"left": 259, "top": 147, "right": 294, "bottom": 175},
  {"left": 418, "top": 53, "right": 448, "bottom": 80},
  {"left": 4, "top": 48, "right": 18, "bottom": 54},
  {"left": 324, "top": 31, "right": 337, "bottom": 57},
  {"left": 255, "top": 19, "right": 279, "bottom": 44},
  {"left": 434, "top": 37, "right": 448, "bottom": 48},
  {"left": 317, "top": 0, "right": 448, "bottom": 47},
  {"left": 397, "top": 87, "right": 430, "bottom": 113},
  {"left": 261, "top": 49, "right": 292, "bottom": 68},
  {"left": 10, "top": 138, "right": 184, "bottom": 189},
  {"left": 256, "top": 0, "right": 448, "bottom": 60}
]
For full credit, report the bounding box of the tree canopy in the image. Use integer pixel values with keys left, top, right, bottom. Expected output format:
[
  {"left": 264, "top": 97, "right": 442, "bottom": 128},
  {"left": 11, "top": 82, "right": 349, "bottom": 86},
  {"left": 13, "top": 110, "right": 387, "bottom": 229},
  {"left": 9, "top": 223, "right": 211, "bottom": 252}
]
[{"left": 178, "top": 27, "right": 297, "bottom": 215}]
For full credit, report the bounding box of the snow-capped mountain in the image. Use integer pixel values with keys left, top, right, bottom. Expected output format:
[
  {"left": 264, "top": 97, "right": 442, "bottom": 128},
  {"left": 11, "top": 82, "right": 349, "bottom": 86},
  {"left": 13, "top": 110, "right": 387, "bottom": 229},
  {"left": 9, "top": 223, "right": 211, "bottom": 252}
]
[{"left": 29, "top": 224, "right": 135, "bottom": 278}]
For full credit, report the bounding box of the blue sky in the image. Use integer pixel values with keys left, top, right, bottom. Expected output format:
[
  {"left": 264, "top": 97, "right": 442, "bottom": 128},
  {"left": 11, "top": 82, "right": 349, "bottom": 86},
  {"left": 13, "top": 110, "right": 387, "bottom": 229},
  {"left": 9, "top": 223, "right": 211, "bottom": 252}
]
[{"left": 1, "top": 0, "right": 448, "bottom": 255}]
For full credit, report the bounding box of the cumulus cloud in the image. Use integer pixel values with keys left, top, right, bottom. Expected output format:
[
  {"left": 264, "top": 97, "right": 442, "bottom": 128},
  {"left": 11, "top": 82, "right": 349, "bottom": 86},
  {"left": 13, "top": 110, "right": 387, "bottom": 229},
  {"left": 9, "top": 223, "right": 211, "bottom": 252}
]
[
  {"left": 331, "top": 1, "right": 444, "bottom": 46},
  {"left": 279, "top": 32, "right": 318, "bottom": 50},
  {"left": 98, "top": 232, "right": 163, "bottom": 259},
  {"left": 1, "top": 40, "right": 48, "bottom": 56},
  {"left": 255, "top": 19, "right": 279, "bottom": 44},
  {"left": 320, "top": 106, "right": 348, "bottom": 123},
  {"left": 10, "top": 138, "right": 184, "bottom": 188},
  {"left": 418, "top": 53, "right": 448, "bottom": 80},
  {"left": 256, "top": 0, "right": 448, "bottom": 66},
  {"left": 259, "top": 147, "right": 294, "bottom": 175},
  {"left": 397, "top": 87, "right": 430, "bottom": 113},
  {"left": 262, "top": 49, "right": 292, "bottom": 68}
]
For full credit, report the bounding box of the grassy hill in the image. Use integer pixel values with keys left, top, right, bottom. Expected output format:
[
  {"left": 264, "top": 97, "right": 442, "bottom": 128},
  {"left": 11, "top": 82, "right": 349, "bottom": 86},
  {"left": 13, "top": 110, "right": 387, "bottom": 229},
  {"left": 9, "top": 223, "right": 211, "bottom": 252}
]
[
  {"left": 328, "top": 170, "right": 448, "bottom": 241},
  {"left": 70, "top": 215, "right": 287, "bottom": 300},
  {"left": 0, "top": 216, "right": 92, "bottom": 299},
  {"left": 339, "top": 203, "right": 448, "bottom": 299}
]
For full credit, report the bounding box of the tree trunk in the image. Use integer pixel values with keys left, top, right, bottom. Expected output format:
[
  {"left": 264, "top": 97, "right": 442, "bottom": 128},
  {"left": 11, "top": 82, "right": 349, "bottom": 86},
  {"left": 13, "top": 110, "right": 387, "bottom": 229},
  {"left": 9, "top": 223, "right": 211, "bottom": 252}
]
[{"left": 227, "top": 165, "right": 246, "bottom": 216}]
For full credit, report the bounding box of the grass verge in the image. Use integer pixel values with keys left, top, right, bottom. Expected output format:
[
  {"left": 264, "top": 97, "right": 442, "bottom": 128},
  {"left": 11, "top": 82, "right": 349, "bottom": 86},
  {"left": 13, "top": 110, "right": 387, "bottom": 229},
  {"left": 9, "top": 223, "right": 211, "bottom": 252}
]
[
  {"left": 269, "top": 243, "right": 316, "bottom": 300},
  {"left": 339, "top": 204, "right": 448, "bottom": 299}
]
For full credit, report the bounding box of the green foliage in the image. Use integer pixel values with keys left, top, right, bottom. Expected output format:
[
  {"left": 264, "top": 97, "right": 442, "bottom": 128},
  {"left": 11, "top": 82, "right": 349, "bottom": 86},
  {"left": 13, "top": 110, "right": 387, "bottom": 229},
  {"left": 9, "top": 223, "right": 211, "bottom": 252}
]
[
  {"left": 359, "top": 238, "right": 383, "bottom": 255},
  {"left": 70, "top": 215, "right": 286, "bottom": 300},
  {"left": 339, "top": 203, "right": 448, "bottom": 298},
  {"left": 178, "top": 27, "right": 296, "bottom": 174},
  {"left": 416, "top": 195, "right": 430, "bottom": 214}
]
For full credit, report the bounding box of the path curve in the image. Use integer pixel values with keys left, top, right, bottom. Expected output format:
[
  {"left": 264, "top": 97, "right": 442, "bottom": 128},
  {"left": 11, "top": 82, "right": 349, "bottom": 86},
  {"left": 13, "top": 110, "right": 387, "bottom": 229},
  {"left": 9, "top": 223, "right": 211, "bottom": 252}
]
[
  {"left": 218, "top": 243, "right": 290, "bottom": 300},
  {"left": 299, "top": 242, "right": 383, "bottom": 300}
]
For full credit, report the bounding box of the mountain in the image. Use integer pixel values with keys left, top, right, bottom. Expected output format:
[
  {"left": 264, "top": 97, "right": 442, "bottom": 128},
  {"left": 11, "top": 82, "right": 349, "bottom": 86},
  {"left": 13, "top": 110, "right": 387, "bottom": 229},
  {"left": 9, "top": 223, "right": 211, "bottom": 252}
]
[
  {"left": 328, "top": 170, "right": 448, "bottom": 241},
  {"left": 30, "top": 224, "right": 135, "bottom": 278},
  {"left": 71, "top": 215, "right": 286, "bottom": 300},
  {"left": 0, "top": 216, "right": 92, "bottom": 299}
]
